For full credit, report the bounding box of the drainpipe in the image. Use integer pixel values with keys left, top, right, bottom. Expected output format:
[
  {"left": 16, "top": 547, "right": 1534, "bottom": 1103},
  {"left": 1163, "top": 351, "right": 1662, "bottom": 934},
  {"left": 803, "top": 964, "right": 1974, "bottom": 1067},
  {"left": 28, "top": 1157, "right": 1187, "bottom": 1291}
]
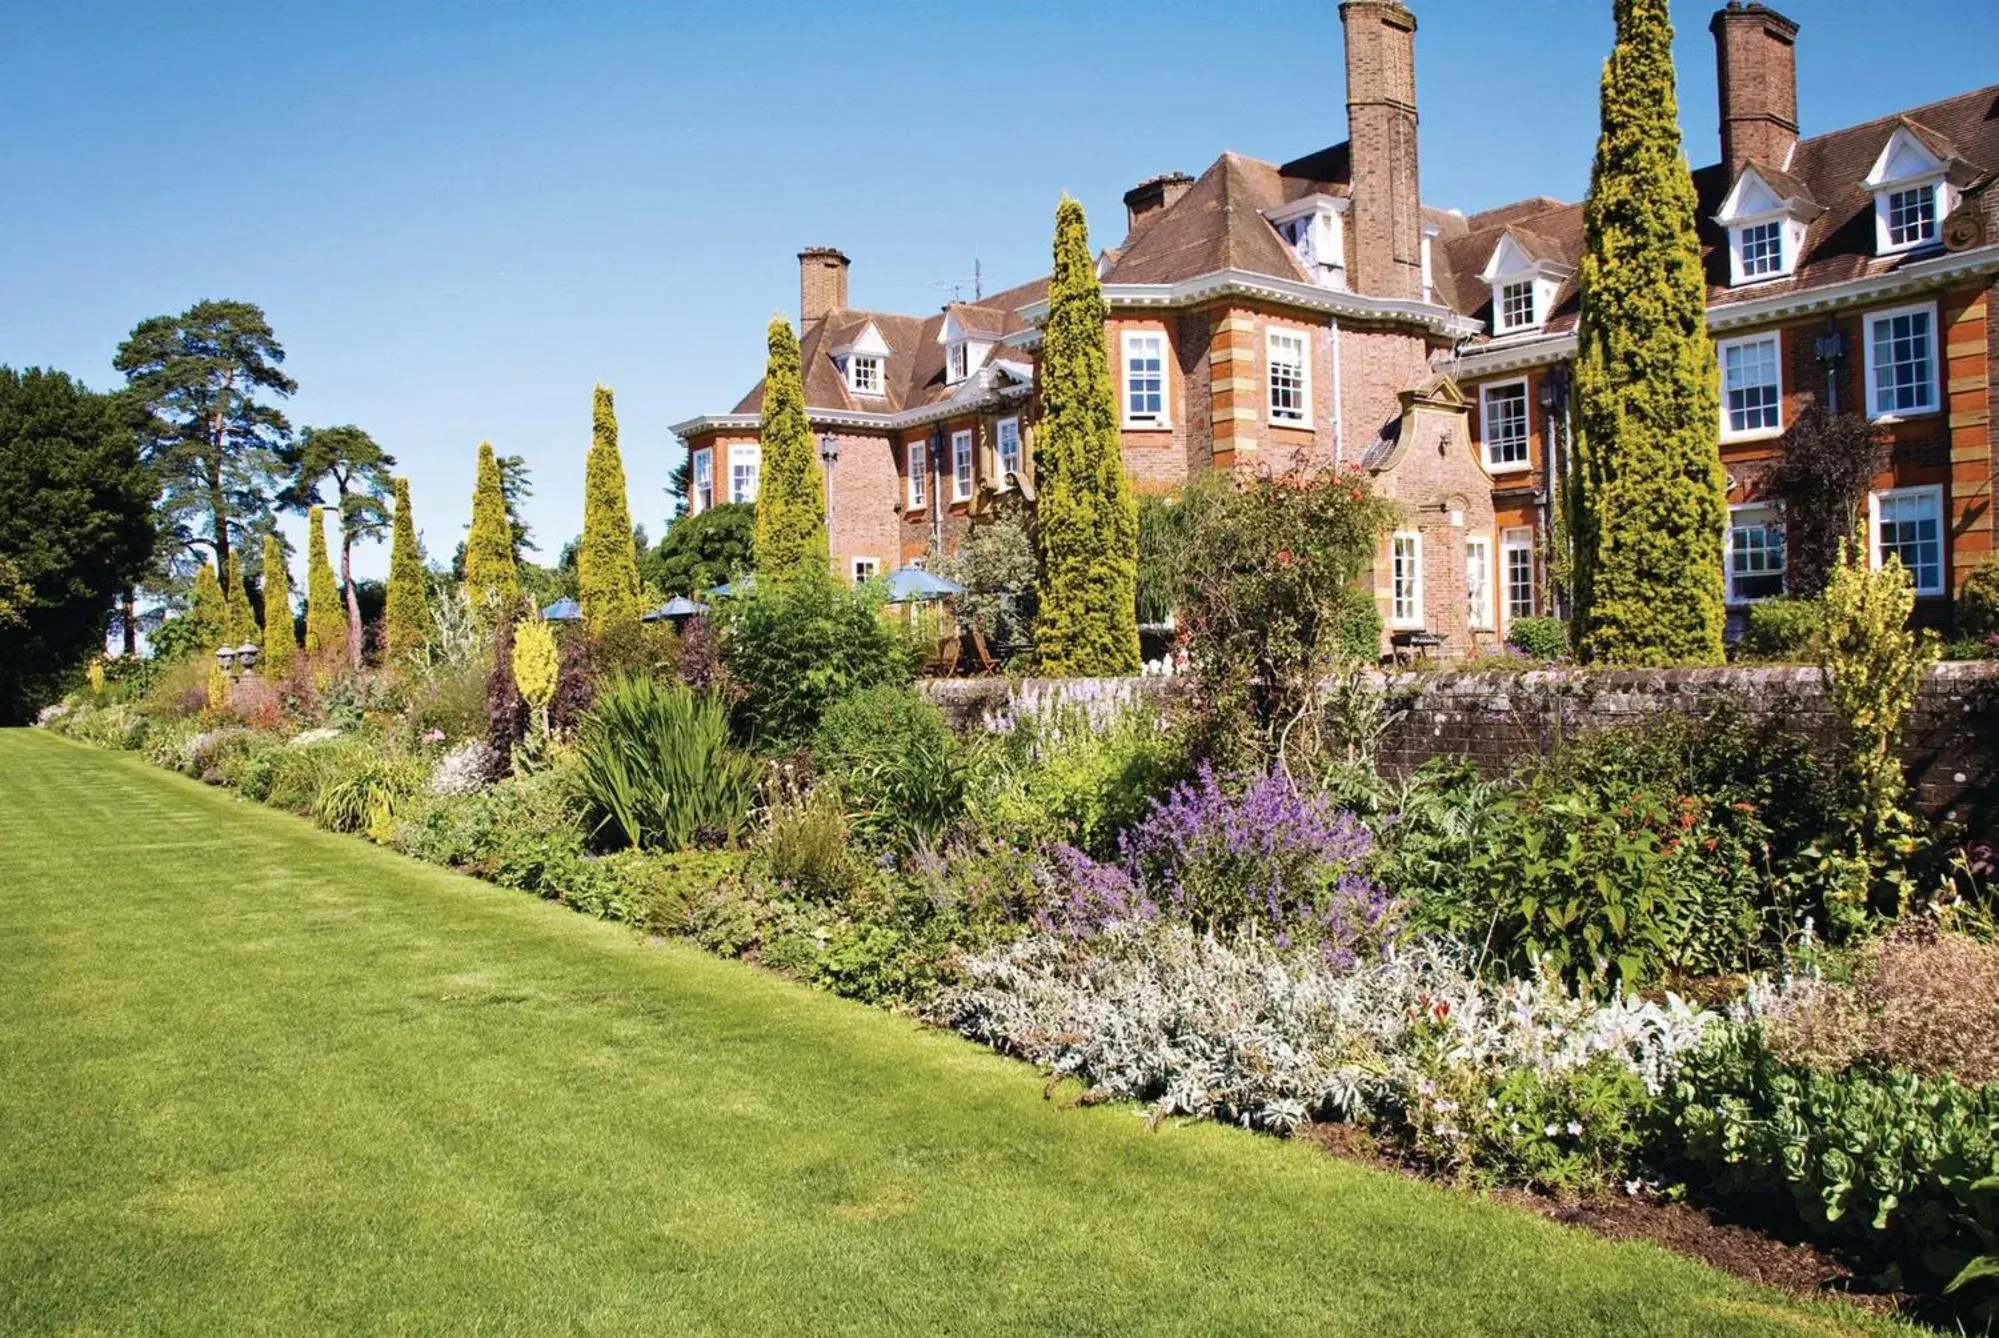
[
  {"left": 818, "top": 431, "right": 839, "bottom": 572},
  {"left": 1328, "top": 317, "right": 1345, "bottom": 465},
  {"left": 929, "top": 425, "right": 945, "bottom": 557}
]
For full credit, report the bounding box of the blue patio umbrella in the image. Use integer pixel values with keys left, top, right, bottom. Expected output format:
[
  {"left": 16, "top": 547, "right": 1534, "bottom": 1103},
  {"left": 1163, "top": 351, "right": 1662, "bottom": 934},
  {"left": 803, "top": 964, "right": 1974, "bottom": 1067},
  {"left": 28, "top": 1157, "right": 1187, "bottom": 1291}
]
[
  {"left": 884, "top": 566, "right": 965, "bottom": 603},
  {"left": 541, "top": 597, "right": 582, "bottom": 622},
  {"left": 642, "top": 595, "right": 712, "bottom": 622},
  {"left": 705, "top": 574, "right": 755, "bottom": 598}
]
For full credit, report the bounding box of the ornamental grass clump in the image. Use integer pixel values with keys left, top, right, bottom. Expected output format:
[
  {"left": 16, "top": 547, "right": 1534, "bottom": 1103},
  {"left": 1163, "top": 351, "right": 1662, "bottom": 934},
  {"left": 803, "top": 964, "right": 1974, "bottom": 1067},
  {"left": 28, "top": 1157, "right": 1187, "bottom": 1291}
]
[{"left": 575, "top": 675, "right": 755, "bottom": 851}]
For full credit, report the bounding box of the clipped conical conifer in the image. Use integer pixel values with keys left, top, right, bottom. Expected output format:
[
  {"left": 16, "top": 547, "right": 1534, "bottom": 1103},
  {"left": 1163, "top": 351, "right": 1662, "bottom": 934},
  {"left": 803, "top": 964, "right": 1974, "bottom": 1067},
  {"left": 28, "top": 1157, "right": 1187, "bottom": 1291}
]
[
  {"left": 1033, "top": 196, "right": 1140, "bottom": 675},
  {"left": 304, "top": 506, "right": 345, "bottom": 657},
  {"left": 224, "top": 550, "right": 256, "bottom": 648},
  {"left": 260, "top": 533, "right": 296, "bottom": 677},
  {"left": 187, "top": 560, "right": 226, "bottom": 653},
  {"left": 385, "top": 477, "right": 428, "bottom": 657},
  {"left": 463, "top": 440, "right": 518, "bottom": 615},
  {"left": 1570, "top": 0, "right": 1726, "bottom": 666},
  {"left": 579, "top": 385, "right": 642, "bottom": 635},
  {"left": 752, "top": 316, "right": 828, "bottom": 585}
]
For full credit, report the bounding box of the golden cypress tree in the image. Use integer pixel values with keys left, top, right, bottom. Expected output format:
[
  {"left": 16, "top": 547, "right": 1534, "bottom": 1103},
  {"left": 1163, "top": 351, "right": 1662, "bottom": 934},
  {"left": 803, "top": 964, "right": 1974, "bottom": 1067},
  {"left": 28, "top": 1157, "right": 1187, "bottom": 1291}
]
[
  {"left": 579, "top": 384, "right": 641, "bottom": 635},
  {"left": 384, "top": 477, "right": 428, "bottom": 657},
  {"left": 1033, "top": 196, "right": 1140, "bottom": 675},
  {"left": 260, "top": 533, "right": 296, "bottom": 677},
  {"left": 304, "top": 507, "right": 345, "bottom": 657},
  {"left": 1571, "top": 0, "right": 1727, "bottom": 665},
  {"left": 464, "top": 440, "right": 518, "bottom": 614},
  {"left": 187, "top": 560, "right": 226, "bottom": 653},
  {"left": 223, "top": 550, "right": 256, "bottom": 648},
  {"left": 752, "top": 316, "right": 828, "bottom": 584}
]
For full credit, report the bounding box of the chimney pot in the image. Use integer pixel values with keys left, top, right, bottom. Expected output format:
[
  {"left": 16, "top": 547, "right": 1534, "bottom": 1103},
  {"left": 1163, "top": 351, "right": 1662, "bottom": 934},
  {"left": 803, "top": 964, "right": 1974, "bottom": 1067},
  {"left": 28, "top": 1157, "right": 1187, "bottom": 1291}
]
[
  {"left": 1710, "top": 3, "right": 1800, "bottom": 172},
  {"left": 798, "top": 246, "right": 850, "bottom": 328}
]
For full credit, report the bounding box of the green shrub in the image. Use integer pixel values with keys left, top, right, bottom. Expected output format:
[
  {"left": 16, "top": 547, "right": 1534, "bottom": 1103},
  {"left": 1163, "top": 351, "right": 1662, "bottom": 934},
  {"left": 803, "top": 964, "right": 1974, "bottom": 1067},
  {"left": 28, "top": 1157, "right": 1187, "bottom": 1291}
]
[
  {"left": 1959, "top": 553, "right": 1999, "bottom": 639},
  {"left": 1505, "top": 616, "right": 1567, "bottom": 661},
  {"left": 971, "top": 694, "right": 1186, "bottom": 858},
  {"left": 602, "top": 849, "right": 753, "bottom": 935},
  {"left": 759, "top": 784, "right": 867, "bottom": 902},
  {"left": 1406, "top": 1054, "right": 1654, "bottom": 1195},
  {"left": 814, "top": 685, "right": 965, "bottom": 849},
  {"left": 310, "top": 746, "right": 428, "bottom": 838},
  {"left": 406, "top": 659, "right": 492, "bottom": 743},
  {"left": 575, "top": 676, "right": 756, "bottom": 851},
  {"left": 1739, "top": 597, "right": 1820, "bottom": 661},
  {"left": 720, "top": 577, "right": 915, "bottom": 748},
  {"left": 1943, "top": 637, "right": 1997, "bottom": 663}
]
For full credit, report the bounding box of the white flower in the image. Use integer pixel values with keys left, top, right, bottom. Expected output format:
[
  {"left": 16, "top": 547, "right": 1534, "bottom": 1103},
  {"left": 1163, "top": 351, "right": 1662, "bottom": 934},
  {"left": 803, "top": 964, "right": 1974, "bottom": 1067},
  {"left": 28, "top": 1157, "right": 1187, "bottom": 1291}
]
[
  {"left": 1566, "top": 1120, "right": 1584, "bottom": 1136},
  {"left": 1544, "top": 1123, "right": 1560, "bottom": 1137}
]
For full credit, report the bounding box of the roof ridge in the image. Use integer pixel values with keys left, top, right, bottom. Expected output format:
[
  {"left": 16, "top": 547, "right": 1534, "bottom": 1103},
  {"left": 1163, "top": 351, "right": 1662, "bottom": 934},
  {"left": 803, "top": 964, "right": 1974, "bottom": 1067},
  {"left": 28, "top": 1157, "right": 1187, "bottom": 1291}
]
[{"left": 1790, "top": 83, "right": 1999, "bottom": 154}]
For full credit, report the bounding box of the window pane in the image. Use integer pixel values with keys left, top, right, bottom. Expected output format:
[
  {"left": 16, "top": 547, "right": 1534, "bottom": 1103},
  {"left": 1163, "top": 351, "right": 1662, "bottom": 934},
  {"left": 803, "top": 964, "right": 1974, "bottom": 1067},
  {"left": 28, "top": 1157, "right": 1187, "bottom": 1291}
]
[
  {"left": 1878, "top": 491, "right": 1943, "bottom": 593},
  {"left": 1722, "top": 337, "right": 1781, "bottom": 434},
  {"left": 1268, "top": 331, "right": 1307, "bottom": 422},
  {"left": 1392, "top": 535, "right": 1421, "bottom": 623},
  {"left": 907, "top": 445, "right": 925, "bottom": 508},
  {"left": 1500, "top": 281, "right": 1536, "bottom": 330},
  {"left": 1728, "top": 507, "right": 1786, "bottom": 601},
  {"left": 1871, "top": 310, "right": 1934, "bottom": 415},
  {"left": 1483, "top": 383, "right": 1529, "bottom": 466},
  {"left": 1888, "top": 186, "right": 1936, "bottom": 247},
  {"left": 1740, "top": 221, "right": 1784, "bottom": 276},
  {"left": 1502, "top": 529, "right": 1535, "bottom": 620},
  {"left": 997, "top": 419, "right": 1021, "bottom": 477},
  {"left": 1466, "top": 539, "right": 1491, "bottom": 628},
  {"left": 952, "top": 432, "right": 973, "bottom": 498},
  {"left": 1126, "top": 335, "right": 1164, "bottom": 419}
]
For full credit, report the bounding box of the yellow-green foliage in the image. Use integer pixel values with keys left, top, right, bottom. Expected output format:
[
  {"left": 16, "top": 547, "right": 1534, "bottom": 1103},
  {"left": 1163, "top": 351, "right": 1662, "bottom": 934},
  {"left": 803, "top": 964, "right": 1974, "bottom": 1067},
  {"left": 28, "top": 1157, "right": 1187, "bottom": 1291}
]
[
  {"left": 384, "top": 477, "right": 428, "bottom": 657},
  {"left": 579, "top": 385, "right": 641, "bottom": 636},
  {"left": 752, "top": 317, "right": 828, "bottom": 585},
  {"left": 512, "top": 617, "right": 559, "bottom": 730},
  {"left": 224, "top": 551, "right": 256, "bottom": 648},
  {"left": 206, "top": 663, "right": 230, "bottom": 712},
  {"left": 1820, "top": 540, "right": 1939, "bottom": 832},
  {"left": 1958, "top": 552, "right": 1999, "bottom": 638},
  {"left": 86, "top": 660, "right": 105, "bottom": 696},
  {"left": 1570, "top": 0, "right": 1726, "bottom": 667},
  {"left": 1034, "top": 196, "right": 1139, "bottom": 676},
  {"left": 187, "top": 561, "right": 226, "bottom": 654},
  {"left": 260, "top": 533, "right": 296, "bottom": 677},
  {"left": 464, "top": 440, "right": 518, "bottom": 615},
  {"left": 304, "top": 507, "right": 345, "bottom": 657}
]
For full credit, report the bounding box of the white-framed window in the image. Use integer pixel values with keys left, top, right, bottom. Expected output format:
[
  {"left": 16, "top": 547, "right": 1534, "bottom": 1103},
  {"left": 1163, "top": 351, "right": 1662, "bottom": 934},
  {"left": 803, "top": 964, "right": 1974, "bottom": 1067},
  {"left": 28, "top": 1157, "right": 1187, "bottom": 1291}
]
[
  {"left": 727, "top": 444, "right": 760, "bottom": 504},
  {"left": 1870, "top": 484, "right": 1945, "bottom": 596},
  {"left": 691, "top": 449, "right": 713, "bottom": 513},
  {"left": 1738, "top": 220, "right": 1785, "bottom": 279},
  {"left": 1726, "top": 503, "right": 1787, "bottom": 603},
  {"left": 995, "top": 417, "right": 1022, "bottom": 483},
  {"left": 1883, "top": 183, "right": 1939, "bottom": 252},
  {"left": 1498, "top": 280, "right": 1537, "bottom": 332},
  {"left": 1122, "top": 330, "right": 1167, "bottom": 426},
  {"left": 905, "top": 441, "right": 926, "bottom": 510},
  {"left": 1719, "top": 333, "right": 1783, "bottom": 438},
  {"left": 1466, "top": 534, "right": 1493, "bottom": 631},
  {"left": 1479, "top": 380, "right": 1530, "bottom": 471},
  {"left": 1501, "top": 527, "right": 1535, "bottom": 624},
  {"left": 847, "top": 354, "right": 883, "bottom": 396},
  {"left": 1266, "top": 328, "right": 1310, "bottom": 425},
  {"left": 947, "top": 342, "right": 969, "bottom": 385},
  {"left": 850, "top": 557, "right": 880, "bottom": 584},
  {"left": 1864, "top": 302, "right": 1940, "bottom": 421},
  {"left": 1390, "top": 531, "right": 1423, "bottom": 628},
  {"left": 951, "top": 430, "right": 973, "bottom": 502}
]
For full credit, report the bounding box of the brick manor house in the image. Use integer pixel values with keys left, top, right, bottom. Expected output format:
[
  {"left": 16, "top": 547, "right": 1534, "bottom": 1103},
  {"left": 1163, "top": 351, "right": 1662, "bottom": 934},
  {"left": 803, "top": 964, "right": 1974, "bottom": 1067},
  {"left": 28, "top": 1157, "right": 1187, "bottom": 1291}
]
[{"left": 670, "top": 1, "right": 1999, "bottom": 656}]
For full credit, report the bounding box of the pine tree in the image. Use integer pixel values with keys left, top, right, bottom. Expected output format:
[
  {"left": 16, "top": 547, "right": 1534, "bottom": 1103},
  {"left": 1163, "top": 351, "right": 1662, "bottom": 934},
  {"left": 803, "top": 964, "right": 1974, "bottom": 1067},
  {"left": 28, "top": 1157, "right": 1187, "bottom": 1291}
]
[
  {"left": 187, "top": 560, "right": 226, "bottom": 652},
  {"left": 464, "top": 440, "right": 518, "bottom": 614},
  {"left": 224, "top": 550, "right": 256, "bottom": 648},
  {"left": 385, "top": 477, "right": 428, "bottom": 657},
  {"left": 752, "top": 316, "right": 828, "bottom": 584},
  {"left": 260, "top": 532, "right": 296, "bottom": 677},
  {"left": 304, "top": 506, "right": 344, "bottom": 657},
  {"left": 578, "top": 385, "right": 642, "bottom": 635},
  {"left": 1571, "top": 0, "right": 1727, "bottom": 666},
  {"left": 1033, "top": 196, "right": 1140, "bottom": 675}
]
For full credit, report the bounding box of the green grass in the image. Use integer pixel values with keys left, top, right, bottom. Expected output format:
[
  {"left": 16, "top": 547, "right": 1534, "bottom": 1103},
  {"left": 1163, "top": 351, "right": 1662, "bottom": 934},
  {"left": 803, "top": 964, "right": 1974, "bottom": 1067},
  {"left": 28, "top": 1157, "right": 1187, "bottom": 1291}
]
[{"left": 0, "top": 730, "right": 1889, "bottom": 1335}]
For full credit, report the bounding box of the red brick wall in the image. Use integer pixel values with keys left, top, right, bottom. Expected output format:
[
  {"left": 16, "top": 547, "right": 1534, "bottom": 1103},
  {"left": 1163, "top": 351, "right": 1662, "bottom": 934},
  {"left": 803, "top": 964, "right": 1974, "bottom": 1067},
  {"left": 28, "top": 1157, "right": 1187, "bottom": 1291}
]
[{"left": 1339, "top": 325, "right": 1433, "bottom": 461}]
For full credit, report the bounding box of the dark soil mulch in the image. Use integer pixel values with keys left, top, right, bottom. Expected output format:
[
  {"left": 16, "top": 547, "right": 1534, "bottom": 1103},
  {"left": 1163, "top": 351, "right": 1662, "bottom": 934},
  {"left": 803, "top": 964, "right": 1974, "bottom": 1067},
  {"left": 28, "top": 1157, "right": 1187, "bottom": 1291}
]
[{"left": 1298, "top": 1122, "right": 1915, "bottom": 1320}]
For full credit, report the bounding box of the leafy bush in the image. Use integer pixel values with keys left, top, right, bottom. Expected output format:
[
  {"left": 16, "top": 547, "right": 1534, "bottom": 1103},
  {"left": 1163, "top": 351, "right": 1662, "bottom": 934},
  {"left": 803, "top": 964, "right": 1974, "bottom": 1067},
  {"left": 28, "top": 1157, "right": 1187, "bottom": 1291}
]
[
  {"left": 1962, "top": 554, "right": 1999, "bottom": 640},
  {"left": 938, "top": 495, "right": 1037, "bottom": 661},
  {"left": 720, "top": 577, "right": 915, "bottom": 749},
  {"left": 814, "top": 685, "right": 965, "bottom": 849},
  {"left": 1505, "top": 616, "right": 1567, "bottom": 661},
  {"left": 758, "top": 782, "right": 866, "bottom": 903},
  {"left": 606, "top": 849, "right": 753, "bottom": 934},
  {"left": 311, "top": 746, "right": 428, "bottom": 838},
  {"left": 641, "top": 501, "right": 753, "bottom": 598},
  {"left": 574, "top": 676, "right": 755, "bottom": 851},
  {"left": 391, "top": 761, "right": 586, "bottom": 893},
  {"left": 406, "top": 659, "right": 491, "bottom": 743},
  {"left": 1664, "top": 1022, "right": 1999, "bottom": 1305},
  {"left": 971, "top": 687, "right": 1186, "bottom": 857},
  {"left": 1739, "top": 597, "right": 1820, "bottom": 661}
]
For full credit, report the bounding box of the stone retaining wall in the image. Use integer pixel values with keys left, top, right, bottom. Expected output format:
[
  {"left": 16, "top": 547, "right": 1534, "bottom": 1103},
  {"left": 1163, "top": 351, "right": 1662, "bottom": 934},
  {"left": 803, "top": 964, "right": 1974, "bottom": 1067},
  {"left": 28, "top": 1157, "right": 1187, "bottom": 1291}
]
[{"left": 922, "top": 662, "right": 1999, "bottom": 835}]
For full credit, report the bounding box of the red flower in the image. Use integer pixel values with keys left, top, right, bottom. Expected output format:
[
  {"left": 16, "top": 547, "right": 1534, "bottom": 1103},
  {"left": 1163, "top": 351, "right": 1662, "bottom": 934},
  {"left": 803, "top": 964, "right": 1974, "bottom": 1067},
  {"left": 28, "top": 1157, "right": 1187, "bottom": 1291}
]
[{"left": 1276, "top": 550, "right": 1294, "bottom": 567}]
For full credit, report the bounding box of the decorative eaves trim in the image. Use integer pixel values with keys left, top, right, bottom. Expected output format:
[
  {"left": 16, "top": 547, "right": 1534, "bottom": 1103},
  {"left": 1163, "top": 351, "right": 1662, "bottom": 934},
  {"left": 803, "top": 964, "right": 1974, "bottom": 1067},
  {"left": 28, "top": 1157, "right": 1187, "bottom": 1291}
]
[
  {"left": 1015, "top": 268, "right": 1481, "bottom": 338},
  {"left": 669, "top": 371, "right": 1035, "bottom": 441},
  {"left": 1449, "top": 242, "right": 1999, "bottom": 378}
]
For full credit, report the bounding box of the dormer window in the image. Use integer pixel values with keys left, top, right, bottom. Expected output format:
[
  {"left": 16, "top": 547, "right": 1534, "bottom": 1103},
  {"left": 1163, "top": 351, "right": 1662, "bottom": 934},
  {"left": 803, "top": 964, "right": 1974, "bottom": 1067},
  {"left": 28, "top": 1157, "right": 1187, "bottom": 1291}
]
[
  {"left": 1714, "top": 166, "right": 1816, "bottom": 286},
  {"left": 1739, "top": 221, "right": 1784, "bottom": 278},
  {"left": 1865, "top": 123, "right": 1956, "bottom": 257},
  {"left": 947, "top": 342, "right": 969, "bottom": 385},
  {"left": 848, "top": 354, "right": 883, "bottom": 396},
  {"left": 1263, "top": 194, "right": 1348, "bottom": 290},
  {"left": 1499, "top": 281, "right": 1536, "bottom": 332},
  {"left": 1479, "top": 230, "right": 1570, "bottom": 337}
]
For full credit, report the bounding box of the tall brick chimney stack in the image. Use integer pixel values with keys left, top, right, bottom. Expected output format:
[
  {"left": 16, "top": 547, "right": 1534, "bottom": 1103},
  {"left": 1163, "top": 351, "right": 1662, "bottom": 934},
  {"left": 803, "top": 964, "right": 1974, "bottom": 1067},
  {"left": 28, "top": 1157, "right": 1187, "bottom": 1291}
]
[
  {"left": 798, "top": 247, "right": 850, "bottom": 328},
  {"left": 1340, "top": 0, "right": 1423, "bottom": 301},
  {"left": 1711, "top": 2, "right": 1801, "bottom": 171},
  {"left": 1122, "top": 172, "right": 1195, "bottom": 237}
]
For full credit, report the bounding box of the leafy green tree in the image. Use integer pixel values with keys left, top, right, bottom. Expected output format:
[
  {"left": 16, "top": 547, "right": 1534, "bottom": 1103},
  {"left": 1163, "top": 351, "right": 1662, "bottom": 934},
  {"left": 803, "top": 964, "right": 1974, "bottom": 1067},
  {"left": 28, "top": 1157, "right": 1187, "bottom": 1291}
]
[
  {"left": 224, "top": 550, "right": 257, "bottom": 647},
  {"left": 260, "top": 533, "right": 296, "bottom": 677},
  {"left": 113, "top": 300, "right": 295, "bottom": 582},
  {"left": 183, "top": 560, "right": 227, "bottom": 656},
  {"left": 304, "top": 507, "right": 344, "bottom": 658},
  {"left": 1570, "top": 0, "right": 1727, "bottom": 666},
  {"left": 287, "top": 424, "right": 394, "bottom": 666},
  {"left": 666, "top": 453, "right": 695, "bottom": 520},
  {"left": 643, "top": 502, "right": 755, "bottom": 596},
  {"left": 384, "top": 477, "right": 428, "bottom": 657},
  {"left": 0, "top": 367, "right": 155, "bottom": 720},
  {"left": 1034, "top": 196, "right": 1140, "bottom": 675},
  {"left": 579, "top": 385, "right": 642, "bottom": 636},
  {"left": 752, "top": 317, "right": 827, "bottom": 584},
  {"left": 938, "top": 494, "right": 1038, "bottom": 658},
  {"left": 462, "top": 440, "right": 519, "bottom": 613}
]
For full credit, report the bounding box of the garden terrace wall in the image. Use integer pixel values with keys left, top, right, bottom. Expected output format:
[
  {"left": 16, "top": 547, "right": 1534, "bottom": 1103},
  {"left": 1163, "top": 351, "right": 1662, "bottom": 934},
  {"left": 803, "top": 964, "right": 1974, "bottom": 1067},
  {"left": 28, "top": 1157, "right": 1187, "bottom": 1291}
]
[{"left": 923, "top": 663, "right": 1999, "bottom": 835}]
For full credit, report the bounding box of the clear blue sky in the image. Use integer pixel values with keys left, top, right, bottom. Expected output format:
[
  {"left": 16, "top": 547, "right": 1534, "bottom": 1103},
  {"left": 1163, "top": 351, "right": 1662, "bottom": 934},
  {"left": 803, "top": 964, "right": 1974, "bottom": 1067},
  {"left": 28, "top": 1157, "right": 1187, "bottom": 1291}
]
[{"left": 4, "top": 1, "right": 1994, "bottom": 582}]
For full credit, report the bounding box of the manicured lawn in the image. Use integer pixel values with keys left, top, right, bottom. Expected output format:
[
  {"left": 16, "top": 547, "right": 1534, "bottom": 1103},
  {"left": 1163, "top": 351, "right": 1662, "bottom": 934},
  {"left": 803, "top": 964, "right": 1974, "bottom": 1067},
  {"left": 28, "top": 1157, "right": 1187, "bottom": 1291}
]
[{"left": 0, "top": 730, "right": 1888, "bottom": 1335}]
